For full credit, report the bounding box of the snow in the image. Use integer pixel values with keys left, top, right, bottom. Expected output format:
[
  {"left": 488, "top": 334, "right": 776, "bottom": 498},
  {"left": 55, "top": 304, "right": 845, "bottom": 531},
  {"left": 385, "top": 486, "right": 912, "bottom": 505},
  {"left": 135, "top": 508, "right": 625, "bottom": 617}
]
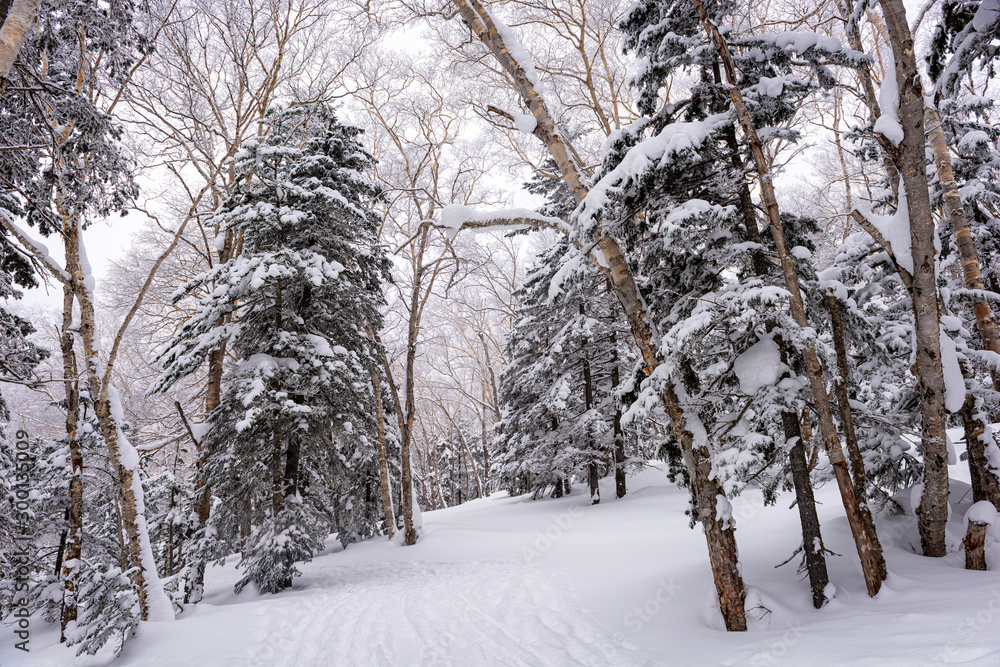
[
  {"left": 790, "top": 245, "right": 812, "bottom": 260},
  {"left": 739, "top": 30, "right": 866, "bottom": 62},
  {"left": 874, "top": 64, "right": 904, "bottom": 147},
  {"left": 438, "top": 205, "right": 568, "bottom": 241},
  {"left": 958, "top": 130, "right": 991, "bottom": 152},
  {"left": 9, "top": 456, "right": 1000, "bottom": 665},
  {"left": 965, "top": 501, "right": 998, "bottom": 527},
  {"left": 939, "top": 328, "right": 966, "bottom": 413},
  {"left": 733, "top": 335, "right": 788, "bottom": 394},
  {"left": 715, "top": 494, "right": 733, "bottom": 529},
  {"left": 483, "top": 10, "right": 540, "bottom": 88},
  {"left": 546, "top": 252, "right": 586, "bottom": 302},
  {"left": 513, "top": 112, "right": 537, "bottom": 134},
  {"left": 859, "top": 186, "right": 914, "bottom": 275},
  {"left": 576, "top": 114, "right": 730, "bottom": 235},
  {"left": 77, "top": 224, "right": 97, "bottom": 304}
]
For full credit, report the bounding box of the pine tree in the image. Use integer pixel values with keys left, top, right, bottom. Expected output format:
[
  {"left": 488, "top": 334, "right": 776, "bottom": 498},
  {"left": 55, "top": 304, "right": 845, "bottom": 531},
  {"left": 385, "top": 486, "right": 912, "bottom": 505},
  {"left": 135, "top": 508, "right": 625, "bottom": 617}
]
[
  {"left": 153, "top": 104, "right": 390, "bottom": 594},
  {"left": 496, "top": 239, "right": 632, "bottom": 501}
]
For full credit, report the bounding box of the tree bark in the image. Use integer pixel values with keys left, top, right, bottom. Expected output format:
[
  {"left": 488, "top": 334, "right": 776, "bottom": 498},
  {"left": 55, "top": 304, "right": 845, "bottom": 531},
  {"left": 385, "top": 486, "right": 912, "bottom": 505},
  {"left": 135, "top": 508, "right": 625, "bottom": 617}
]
[
  {"left": 925, "top": 105, "right": 1000, "bottom": 392},
  {"left": 827, "top": 294, "right": 887, "bottom": 579},
  {"left": 481, "top": 385, "right": 492, "bottom": 497},
  {"left": 271, "top": 417, "right": 284, "bottom": 516},
  {"left": 398, "top": 230, "right": 427, "bottom": 545},
  {"left": 64, "top": 211, "right": 168, "bottom": 620},
  {"left": 964, "top": 521, "right": 988, "bottom": 570},
  {"left": 960, "top": 391, "right": 1000, "bottom": 509},
  {"left": 878, "top": 0, "right": 950, "bottom": 558},
  {"left": 187, "top": 230, "right": 233, "bottom": 604},
  {"left": 717, "top": 62, "right": 833, "bottom": 600},
  {"left": 783, "top": 412, "right": 830, "bottom": 608},
  {"left": 581, "top": 304, "right": 600, "bottom": 505},
  {"left": 692, "top": 0, "right": 883, "bottom": 596},
  {"left": 0, "top": 0, "right": 41, "bottom": 92},
  {"left": 59, "top": 283, "right": 82, "bottom": 641},
  {"left": 611, "top": 334, "right": 626, "bottom": 499},
  {"left": 451, "top": 0, "right": 747, "bottom": 630},
  {"left": 372, "top": 373, "right": 395, "bottom": 537}
]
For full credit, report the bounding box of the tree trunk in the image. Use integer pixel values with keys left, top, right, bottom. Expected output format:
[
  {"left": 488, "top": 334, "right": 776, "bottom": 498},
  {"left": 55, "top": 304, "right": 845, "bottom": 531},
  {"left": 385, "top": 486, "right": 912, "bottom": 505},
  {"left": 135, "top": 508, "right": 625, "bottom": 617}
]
[
  {"left": 611, "top": 334, "right": 626, "bottom": 499},
  {"left": 372, "top": 373, "right": 395, "bottom": 537},
  {"left": 581, "top": 304, "right": 600, "bottom": 505},
  {"left": 692, "top": 0, "right": 882, "bottom": 596},
  {"left": 0, "top": 0, "right": 41, "bottom": 91},
  {"left": 717, "top": 69, "right": 834, "bottom": 600},
  {"left": 186, "top": 229, "right": 233, "bottom": 604},
  {"left": 878, "top": 0, "right": 950, "bottom": 558},
  {"left": 59, "top": 283, "right": 82, "bottom": 641},
  {"left": 827, "top": 295, "right": 887, "bottom": 579},
  {"left": 964, "top": 520, "right": 988, "bottom": 571},
  {"left": 449, "top": 453, "right": 456, "bottom": 506},
  {"left": 400, "top": 243, "right": 422, "bottom": 544},
  {"left": 481, "top": 388, "right": 491, "bottom": 497},
  {"left": 283, "top": 432, "right": 300, "bottom": 499},
  {"left": 925, "top": 105, "right": 1000, "bottom": 392},
  {"left": 960, "top": 391, "right": 1000, "bottom": 509},
  {"left": 271, "top": 418, "right": 284, "bottom": 516},
  {"left": 444, "top": 414, "right": 484, "bottom": 499},
  {"left": 783, "top": 412, "right": 831, "bottom": 608},
  {"left": 452, "top": 0, "right": 747, "bottom": 629},
  {"left": 64, "top": 208, "right": 169, "bottom": 621}
]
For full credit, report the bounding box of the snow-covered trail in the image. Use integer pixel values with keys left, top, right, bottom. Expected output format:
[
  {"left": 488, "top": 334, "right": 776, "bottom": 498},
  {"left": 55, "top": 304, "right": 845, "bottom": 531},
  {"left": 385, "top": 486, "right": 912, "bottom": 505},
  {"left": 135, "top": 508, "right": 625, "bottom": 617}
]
[{"left": 6, "top": 448, "right": 1000, "bottom": 666}]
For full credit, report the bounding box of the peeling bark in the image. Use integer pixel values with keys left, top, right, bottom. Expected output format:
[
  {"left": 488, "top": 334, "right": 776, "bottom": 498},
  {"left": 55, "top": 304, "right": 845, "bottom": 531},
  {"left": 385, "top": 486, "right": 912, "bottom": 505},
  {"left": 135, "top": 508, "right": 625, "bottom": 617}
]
[
  {"left": 0, "top": 0, "right": 41, "bottom": 92},
  {"left": 925, "top": 105, "right": 1000, "bottom": 392},
  {"left": 964, "top": 521, "right": 988, "bottom": 571}
]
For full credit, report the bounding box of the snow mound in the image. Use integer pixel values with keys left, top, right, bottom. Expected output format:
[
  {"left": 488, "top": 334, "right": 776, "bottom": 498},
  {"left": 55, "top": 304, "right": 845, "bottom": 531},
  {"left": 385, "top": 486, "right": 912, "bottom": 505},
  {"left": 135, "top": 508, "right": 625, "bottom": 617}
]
[{"left": 733, "top": 336, "right": 787, "bottom": 394}]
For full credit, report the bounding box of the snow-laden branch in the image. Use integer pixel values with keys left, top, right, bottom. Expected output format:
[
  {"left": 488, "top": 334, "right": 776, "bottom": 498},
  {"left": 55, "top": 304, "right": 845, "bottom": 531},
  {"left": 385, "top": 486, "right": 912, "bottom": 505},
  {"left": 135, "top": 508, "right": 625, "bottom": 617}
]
[
  {"left": 934, "top": 0, "right": 1000, "bottom": 100},
  {"left": 0, "top": 208, "right": 70, "bottom": 282},
  {"left": 391, "top": 206, "right": 572, "bottom": 255},
  {"left": 850, "top": 209, "right": 913, "bottom": 291},
  {"left": 438, "top": 204, "right": 570, "bottom": 239},
  {"left": 575, "top": 113, "right": 731, "bottom": 237}
]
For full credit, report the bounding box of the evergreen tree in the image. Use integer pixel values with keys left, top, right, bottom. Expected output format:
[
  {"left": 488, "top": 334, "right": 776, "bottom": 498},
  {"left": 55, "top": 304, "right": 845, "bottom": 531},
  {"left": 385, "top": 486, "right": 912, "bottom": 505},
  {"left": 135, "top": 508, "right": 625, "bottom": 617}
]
[
  {"left": 153, "top": 104, "right": 390, "bottom": 594},
  {"left": 496, "top": 239, "right": 632, "bottom": 501}
]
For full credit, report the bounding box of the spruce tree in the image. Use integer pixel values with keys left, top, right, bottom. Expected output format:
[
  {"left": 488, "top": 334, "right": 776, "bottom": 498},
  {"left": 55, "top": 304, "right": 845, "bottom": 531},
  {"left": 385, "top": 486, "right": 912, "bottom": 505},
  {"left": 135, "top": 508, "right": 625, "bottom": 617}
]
[
  {"left": 496, "top": 239, "right": 632, "bottom": 501},
  {"left": 153, "top": 104, "right": 390, "bottom": 594}
]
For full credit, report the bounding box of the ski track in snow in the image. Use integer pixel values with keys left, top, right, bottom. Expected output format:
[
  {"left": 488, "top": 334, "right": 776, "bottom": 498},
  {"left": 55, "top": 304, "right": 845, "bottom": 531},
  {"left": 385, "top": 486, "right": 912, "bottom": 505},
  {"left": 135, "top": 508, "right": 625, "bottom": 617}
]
[
  {"left": 241, "top": 561, "right": 643, "bottom": 667},
  {"left": 7, "top": 453, "right": 1000, "bottom": 666}
]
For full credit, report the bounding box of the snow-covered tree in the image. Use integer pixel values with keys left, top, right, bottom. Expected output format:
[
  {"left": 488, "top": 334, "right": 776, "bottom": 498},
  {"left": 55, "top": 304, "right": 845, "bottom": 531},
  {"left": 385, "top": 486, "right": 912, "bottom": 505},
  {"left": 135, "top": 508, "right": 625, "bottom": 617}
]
[
  {"left": 153, "top": 104, "right": 390, "bottom": 594},
  {"left": 496, "top": 238, "right": 632, "bottom": 503}
]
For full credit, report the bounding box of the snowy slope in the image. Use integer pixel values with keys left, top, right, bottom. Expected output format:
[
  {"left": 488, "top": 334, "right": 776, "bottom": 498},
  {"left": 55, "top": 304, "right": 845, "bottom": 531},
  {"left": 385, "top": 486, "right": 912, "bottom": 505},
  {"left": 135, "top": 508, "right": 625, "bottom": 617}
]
[{"left": 6, "top": 435, "right": 1000, "bottom": 666}]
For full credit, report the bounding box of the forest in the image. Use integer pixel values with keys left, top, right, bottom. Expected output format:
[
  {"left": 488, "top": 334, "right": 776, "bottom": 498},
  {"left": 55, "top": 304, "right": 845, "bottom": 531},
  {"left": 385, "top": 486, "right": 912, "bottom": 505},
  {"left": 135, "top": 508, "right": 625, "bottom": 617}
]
[{"left": 0, "top": 0, "right": 999, "bottom": 663}]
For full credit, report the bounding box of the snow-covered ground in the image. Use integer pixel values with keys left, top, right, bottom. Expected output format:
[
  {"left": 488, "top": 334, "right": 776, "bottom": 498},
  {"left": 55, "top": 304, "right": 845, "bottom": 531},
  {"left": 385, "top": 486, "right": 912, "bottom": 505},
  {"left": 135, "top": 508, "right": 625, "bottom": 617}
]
[{"left": 6, "top": 434, "right": 1000, "bottom": 666}]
